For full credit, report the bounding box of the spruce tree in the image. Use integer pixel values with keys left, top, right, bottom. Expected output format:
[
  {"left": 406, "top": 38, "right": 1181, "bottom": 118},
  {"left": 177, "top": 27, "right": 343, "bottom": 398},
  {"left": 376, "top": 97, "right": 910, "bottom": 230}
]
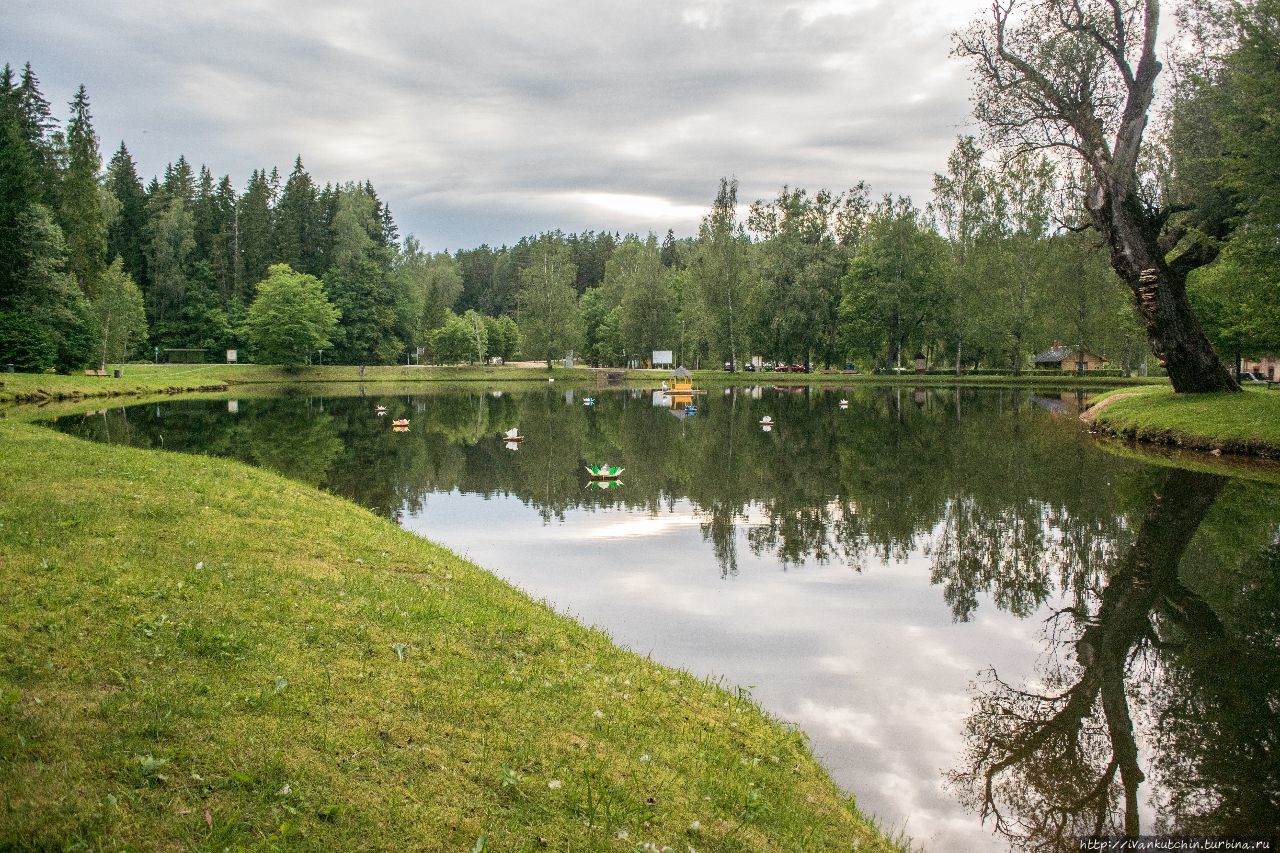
[
  {"left": 273, "top": 156, "right": 323, "bottom": 276},
  {"left": 59, "top": 84, "right": 107, "bottom": 297},
  {"left": 105, "top": 142, "right": 149, "bottom": 291},
  {"left": 16, "top": 63, "right": 59, "bottom": 200},
  {"left": 236, "top": 169, "right": 274, "bottom": 296},
  {"left": 0, "top": 84, "right": 42, "bottom": 303}
]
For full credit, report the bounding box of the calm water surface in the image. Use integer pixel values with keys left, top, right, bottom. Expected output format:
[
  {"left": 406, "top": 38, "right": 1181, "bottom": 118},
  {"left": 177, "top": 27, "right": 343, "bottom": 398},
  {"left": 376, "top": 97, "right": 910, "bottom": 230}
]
[{"left": 54, "top": 385, "right": 1280, "bottom": 851}]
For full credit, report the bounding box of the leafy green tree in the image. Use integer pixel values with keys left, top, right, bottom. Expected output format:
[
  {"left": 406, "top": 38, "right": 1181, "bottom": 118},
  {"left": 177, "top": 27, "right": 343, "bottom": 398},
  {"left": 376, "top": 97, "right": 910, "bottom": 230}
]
[
  {"left": 243, "top": 264, "right": 340, "bottom": 368},
  {"left": 930, "top": 136, "right": 1006, "bottom": 371},
  {"left": 839, "top": 196, "right": 947, "bottom": 369},
  {"left": 483, "top": 314, "right": 520, "bottom": 361},
  {"left": 91, "top": 257, "right": 147, "bottom": 367},
  {"left": 747, "top": 186, "right": 854, "bottom": 368},
  {"left": 578, "top": 286, "right": 614, "bottom": 365},
  {"left": 608, "top": 235, "right": 676, "bottom": 365},
  {"left": 594, "top": 306, "right": 624, "bottom": 366},
  {"left": 429, "top": 309, "right": 487, "bottom": 364},
  {"left": 517, "top": 237, "right": 581, "bottom": 368},
  {"left": 399, "top": 237, "right": 463, "bottom": 341},
  {"left": 690, "top": 178, "right": 752, "bottom": 367}
]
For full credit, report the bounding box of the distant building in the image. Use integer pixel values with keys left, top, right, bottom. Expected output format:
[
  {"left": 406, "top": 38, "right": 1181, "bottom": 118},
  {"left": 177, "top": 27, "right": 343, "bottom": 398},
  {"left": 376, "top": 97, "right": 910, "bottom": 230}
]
[
  {"left": 1242, "top": 355, "right": 1278, "bottom": 381},
  {"left": 1033, "top": 341, "right": 1109, "bottom": 371}
]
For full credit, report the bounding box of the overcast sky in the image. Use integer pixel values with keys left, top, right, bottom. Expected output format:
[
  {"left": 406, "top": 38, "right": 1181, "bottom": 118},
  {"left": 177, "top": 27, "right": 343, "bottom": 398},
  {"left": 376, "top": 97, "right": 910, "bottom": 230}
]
[{"left": 5, "top": 0, "right": 984, "bottom": 251}]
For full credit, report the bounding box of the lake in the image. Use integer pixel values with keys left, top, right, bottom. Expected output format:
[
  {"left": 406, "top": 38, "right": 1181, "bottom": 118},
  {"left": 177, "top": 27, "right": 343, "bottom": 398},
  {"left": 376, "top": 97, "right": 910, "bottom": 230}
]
[{"left": 53, "top": 384, "right": 1280, "bottom": 851}]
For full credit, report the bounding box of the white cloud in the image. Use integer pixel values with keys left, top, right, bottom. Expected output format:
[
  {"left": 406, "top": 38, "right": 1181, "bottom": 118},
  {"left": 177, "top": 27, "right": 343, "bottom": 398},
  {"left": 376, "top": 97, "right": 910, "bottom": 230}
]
[{"left": 1, "top": 0, "right": 983, "bottom": 249}]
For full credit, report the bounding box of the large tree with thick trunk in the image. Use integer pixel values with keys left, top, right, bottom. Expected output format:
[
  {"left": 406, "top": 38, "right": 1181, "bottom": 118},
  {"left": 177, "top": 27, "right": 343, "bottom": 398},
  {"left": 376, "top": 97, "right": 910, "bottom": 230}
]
[{"left": 955, "top": 0, "right": 1239, "bottom": 392}]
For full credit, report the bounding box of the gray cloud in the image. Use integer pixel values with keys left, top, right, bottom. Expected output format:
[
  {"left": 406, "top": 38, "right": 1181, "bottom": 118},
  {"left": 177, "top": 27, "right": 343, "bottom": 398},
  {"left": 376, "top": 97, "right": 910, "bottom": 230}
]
[{"left": 3, "top": 0, "right": 982, "bottom": 250}]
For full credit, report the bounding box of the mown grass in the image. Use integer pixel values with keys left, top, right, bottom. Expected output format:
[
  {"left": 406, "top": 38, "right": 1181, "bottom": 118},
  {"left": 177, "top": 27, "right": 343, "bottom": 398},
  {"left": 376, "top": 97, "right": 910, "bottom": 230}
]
[
  {"left": 0, "top": 420, "right": 902, "bottom": 851},
  {"left": 1089, "top": 385, "right": 1280, "bottom": 457}
]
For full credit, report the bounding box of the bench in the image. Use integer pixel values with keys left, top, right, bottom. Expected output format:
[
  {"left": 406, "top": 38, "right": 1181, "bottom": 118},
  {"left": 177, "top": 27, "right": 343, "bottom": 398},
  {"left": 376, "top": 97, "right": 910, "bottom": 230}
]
[{"left": 83, "top": 369, "right": 108, "bottom": 376}]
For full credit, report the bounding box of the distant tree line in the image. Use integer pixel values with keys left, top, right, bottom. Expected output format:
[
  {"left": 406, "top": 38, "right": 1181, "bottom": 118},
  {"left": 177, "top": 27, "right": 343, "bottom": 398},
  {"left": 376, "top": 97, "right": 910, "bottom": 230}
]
[{"left": 2, "top": 1, "right": 1276, "bottom": 377}]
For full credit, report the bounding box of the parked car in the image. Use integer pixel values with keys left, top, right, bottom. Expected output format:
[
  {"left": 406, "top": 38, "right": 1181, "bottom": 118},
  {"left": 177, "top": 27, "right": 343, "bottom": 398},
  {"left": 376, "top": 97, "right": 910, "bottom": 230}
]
[{"left": 1240, "top": 371, "right": 1269, "bottom": 384}]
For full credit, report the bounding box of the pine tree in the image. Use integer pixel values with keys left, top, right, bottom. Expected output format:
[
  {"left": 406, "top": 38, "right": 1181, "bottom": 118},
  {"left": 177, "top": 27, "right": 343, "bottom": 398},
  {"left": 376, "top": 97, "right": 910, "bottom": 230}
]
[
  {"left": 16, "top": 63, "right": 59, "bottom": 200},
  {"left": 59, "top": 84, "right": 107, "bottom": 297},
  {"left": 323, "top": 183, "right": 402, "bottom": 363},
  {"left": 273, "top": 156, "right": 323, "bottom": 276},
  {"left": 0, "top": 80, "right": 42, "bottom": 302},
  {"left": 105, "top": 142, "right": 149, "bottom": 291},
  {"left": 237, "top": 169, "right": 274, "bottom": 296}
]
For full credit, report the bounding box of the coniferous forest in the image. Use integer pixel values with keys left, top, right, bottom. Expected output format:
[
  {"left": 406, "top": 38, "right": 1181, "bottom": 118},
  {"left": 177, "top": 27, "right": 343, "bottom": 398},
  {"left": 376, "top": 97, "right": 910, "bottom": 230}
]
[{"left": 2, "top": 1, "right": 1277, "bottom": 376}]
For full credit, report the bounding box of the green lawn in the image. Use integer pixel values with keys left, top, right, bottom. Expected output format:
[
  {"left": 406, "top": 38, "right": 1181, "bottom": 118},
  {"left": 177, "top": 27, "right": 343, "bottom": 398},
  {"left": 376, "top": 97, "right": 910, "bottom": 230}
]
[
  {"left": 0, "top": 420, "right": 902, "bottom": 851},
  {"left": 1089, "top": 385, "right": 1280, "bottom": 457}
]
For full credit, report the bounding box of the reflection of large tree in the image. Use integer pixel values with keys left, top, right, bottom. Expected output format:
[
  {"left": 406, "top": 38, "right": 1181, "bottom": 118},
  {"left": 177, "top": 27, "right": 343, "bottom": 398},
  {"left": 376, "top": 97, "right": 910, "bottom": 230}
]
[{"left": 949, "top": 468, "right": 1280, "bottom": 848}]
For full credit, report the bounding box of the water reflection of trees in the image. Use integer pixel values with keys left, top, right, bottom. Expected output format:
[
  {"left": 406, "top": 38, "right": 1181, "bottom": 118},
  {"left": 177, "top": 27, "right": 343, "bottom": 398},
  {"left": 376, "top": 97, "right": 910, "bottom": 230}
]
[
  {"left": 948, "top": 468, "right": 1280, "bottom": 849},
  {"left": 54, "top": 386, "right": 1221, "bottom": 592},
  {"left": 58, "top": 388, "right": 1280, "bottom": 843}
]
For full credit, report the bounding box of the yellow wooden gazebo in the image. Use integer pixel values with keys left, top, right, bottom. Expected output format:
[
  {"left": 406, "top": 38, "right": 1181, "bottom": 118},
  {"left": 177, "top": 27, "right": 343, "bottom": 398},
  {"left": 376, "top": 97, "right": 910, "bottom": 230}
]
[{"left": 670, "top": 367, "right": 694, "bottom": 392}]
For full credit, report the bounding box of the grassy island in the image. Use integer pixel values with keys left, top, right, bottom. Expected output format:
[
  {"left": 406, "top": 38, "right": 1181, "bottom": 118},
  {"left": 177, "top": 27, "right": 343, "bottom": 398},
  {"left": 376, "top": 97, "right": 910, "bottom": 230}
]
[
  {"left": 0, "top": 419, "right": 901, "bottom": 851},
  {"left": 1087, "top": 385, "right": 1280, "bottom": 458}
]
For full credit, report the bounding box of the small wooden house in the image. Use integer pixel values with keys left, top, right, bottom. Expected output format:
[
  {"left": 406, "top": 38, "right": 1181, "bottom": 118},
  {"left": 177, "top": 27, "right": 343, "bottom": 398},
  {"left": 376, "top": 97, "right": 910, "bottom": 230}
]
[
  {"left": 1033, "top": 342, "right": 1108, "bottom": 371},
  {"left": 670, "top": 367, "right": 694, "bottom": 392}
]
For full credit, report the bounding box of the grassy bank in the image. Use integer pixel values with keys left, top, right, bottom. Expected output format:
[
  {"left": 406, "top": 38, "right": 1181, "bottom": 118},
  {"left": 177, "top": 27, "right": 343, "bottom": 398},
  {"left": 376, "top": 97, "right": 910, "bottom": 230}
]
[
  {"left": 0, "top": 420, "right": 901, "bottom": 851},
  {"left": 1087, "top": 385, "right": 1280, "bottom": 458},
  {"left": 1, "top": 362, "right": 1166, "bottom": 407},
  {"left": 0, "top": 364, "right": 612, "bottom": 405}
]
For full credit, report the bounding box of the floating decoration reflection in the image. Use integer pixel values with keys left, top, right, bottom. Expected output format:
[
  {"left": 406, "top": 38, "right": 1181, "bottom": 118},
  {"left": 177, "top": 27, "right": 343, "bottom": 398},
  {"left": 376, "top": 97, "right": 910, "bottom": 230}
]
[
  {"left": 585, "top": 464, "right": 624, "bottom": 479},
  {"left": 585, "top": 479, "right": 624, "bottom": 491}
]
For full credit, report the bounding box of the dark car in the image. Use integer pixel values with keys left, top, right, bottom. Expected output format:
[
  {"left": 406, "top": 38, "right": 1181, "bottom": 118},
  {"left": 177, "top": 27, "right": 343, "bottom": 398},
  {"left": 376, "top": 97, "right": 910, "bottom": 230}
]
[{"left": 1240, "top": 372, "right": 1270, "bottom": 384}]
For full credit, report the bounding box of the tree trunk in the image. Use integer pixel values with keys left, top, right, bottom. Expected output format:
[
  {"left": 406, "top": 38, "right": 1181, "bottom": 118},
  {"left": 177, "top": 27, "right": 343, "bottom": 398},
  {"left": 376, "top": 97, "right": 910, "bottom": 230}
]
[
  {"left": 1088, "top": 194, "right": 1239, "bottom": 393},
  {"left": 1095, "top": 208, "right": 1233, "bottom": 391}
]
